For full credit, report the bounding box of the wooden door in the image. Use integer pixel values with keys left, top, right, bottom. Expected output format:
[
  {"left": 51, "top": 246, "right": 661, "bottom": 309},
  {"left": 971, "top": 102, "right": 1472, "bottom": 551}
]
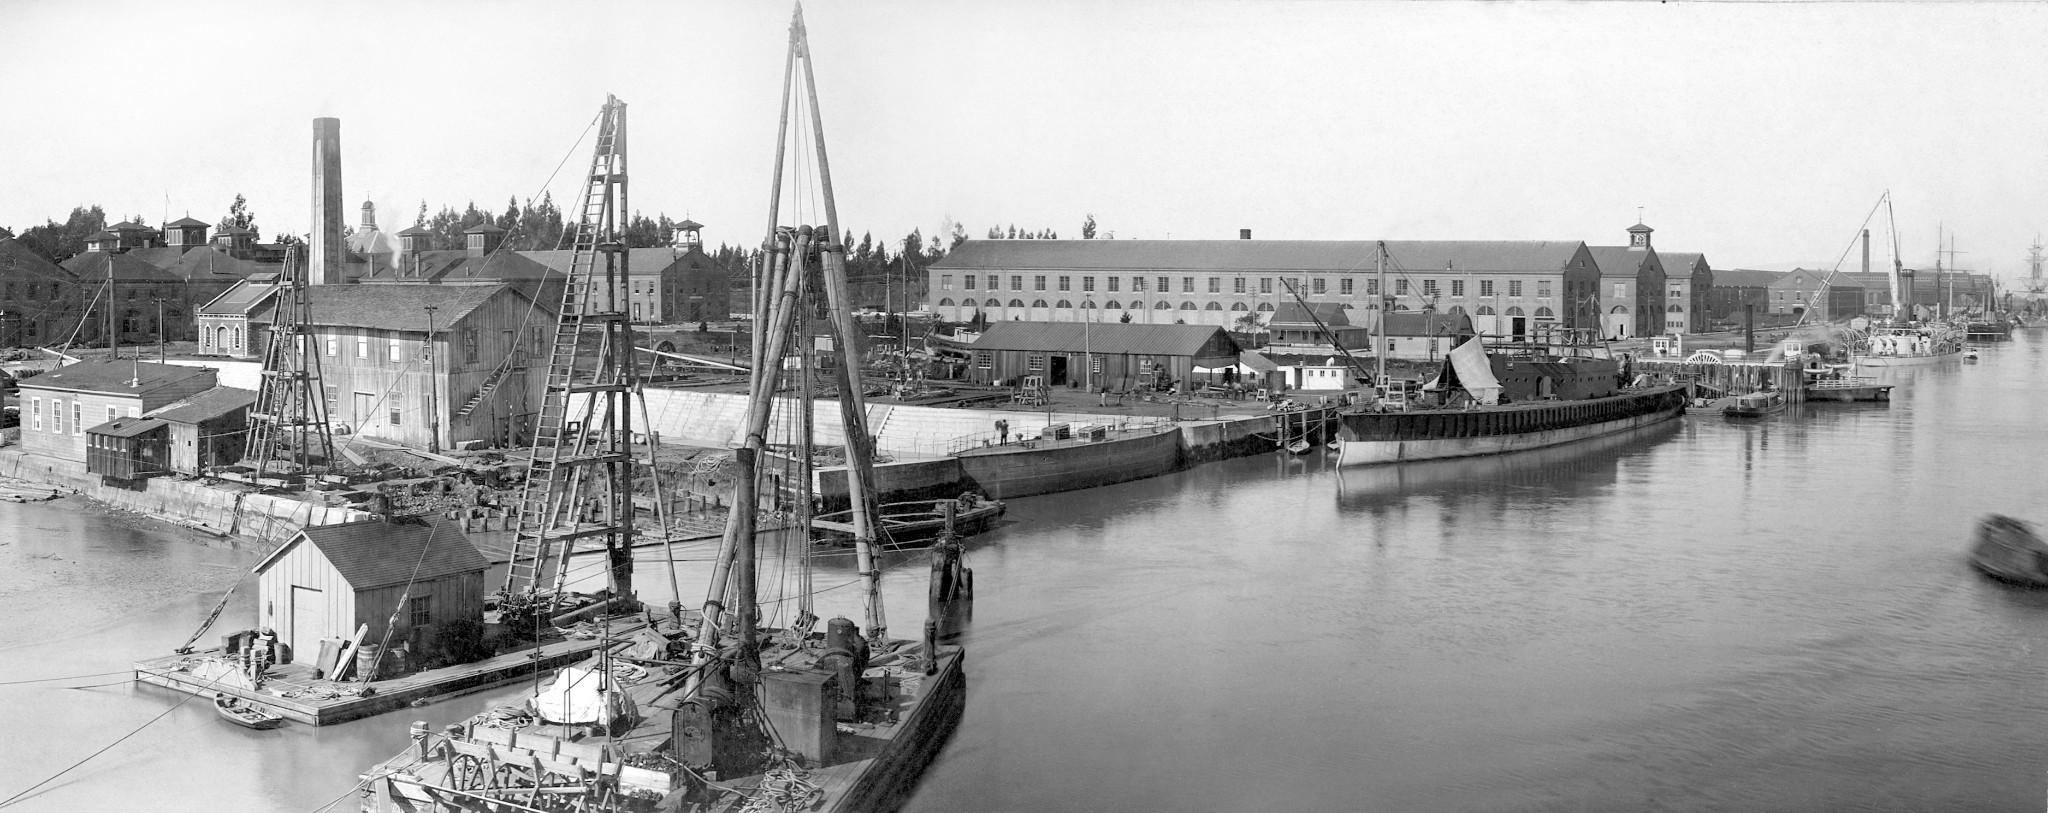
[{"left": 291, "top": 585, "right": 326, "bottom": 650}]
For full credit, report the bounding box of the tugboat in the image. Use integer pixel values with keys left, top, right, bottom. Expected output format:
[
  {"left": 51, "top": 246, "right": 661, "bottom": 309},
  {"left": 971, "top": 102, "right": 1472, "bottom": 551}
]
[{"left": 1970, "top": 514, "right": 2048, "bottom": 586}]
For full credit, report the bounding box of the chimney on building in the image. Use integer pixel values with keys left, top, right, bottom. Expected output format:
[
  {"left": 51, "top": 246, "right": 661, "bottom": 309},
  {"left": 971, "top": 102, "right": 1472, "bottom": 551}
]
[
  {"left": 1240, "top": 229, "right": 1252, "bottom": 240},
  {"left": 310, "top": 118, "right": 344, "bottom": 284},
  {"left": 1861, "top": 229, "right": 1870, "bottom": 275}
]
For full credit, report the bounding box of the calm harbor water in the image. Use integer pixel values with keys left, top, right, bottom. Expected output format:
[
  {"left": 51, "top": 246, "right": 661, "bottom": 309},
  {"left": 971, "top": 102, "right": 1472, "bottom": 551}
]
[{"left": 5, "top": 334, "right": 2048, "bottom": 811}]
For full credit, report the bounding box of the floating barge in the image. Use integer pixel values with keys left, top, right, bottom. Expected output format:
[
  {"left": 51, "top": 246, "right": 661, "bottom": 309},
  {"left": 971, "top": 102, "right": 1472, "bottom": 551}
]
[
  {"left": 1806, "top": 378, "right": 1893, "bottom": 402},
  {"left": 131, "top": 628, "right": 630, "bottom": 726}
]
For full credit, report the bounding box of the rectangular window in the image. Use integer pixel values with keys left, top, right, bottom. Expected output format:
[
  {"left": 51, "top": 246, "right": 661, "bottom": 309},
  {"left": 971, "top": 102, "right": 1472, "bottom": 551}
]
[
  {"left": 1010, "top": 275, "right": 1023, "bottom": 291},
  {"left": 325, "top": 337, "right": 338, "bottom": 356},
  {"left": 1182, "top": 277, "right": 1195, "bottom": 293},
  {"left": 1082, "top": 276, "right": 1095, "bottom": 292},
  {"left": 1027, "top": 355, "right": 1044, "bottom": 372},
  {"left": 1422, "top": 279, "right": 1439, "bottom": 295},
  {"left": 464, "top": 328, "right": 480, "bottom": 363},
  {"left": 390, "top": 403, "right": 403, "bottom": 426},
  {"left": 409, "top": 594, "right": 432, "bottom": 628},
  {"left": 1160, "top": 277, "right": 1172, "bottom": 293},
  {"left": 1057, "top": 276, "right": 1070, "bottom": 291},
  {"left": 1313, "top": 278, "right": 1327, "bottom": 295},
  {"left": 1209, "top": 278, "right": 1221, "bottom": 294},
  {"left": 1396, "top": 279, "right": 1409, "bottom": 295},
  {"left": 1366, "top": 279, "right": 1379, "bottom": 296},
  {"left": 1450, "top": 280, "right": 1464, "bottom": 296},
  {"left": 72, "top": 402, "right": 80, "bottom": 435},
  {"left": 1510, "top": 281, "right": 1524, "bottom": 297},
  {"left": 1107, "top": 277, "right": 1121, "bottom": 292},
  {"left": 31, "top": 397, "right": 40, "bottom": 431},
  {"left": 1539, "top": 281, "right": 1553, "bottom": 298},
  {"left": 941, "top": 275, "right": 953, "bottom": 291},
  {"left": 388, "top": 341, "right": 403, "bottom": 363},
  {"left": 1340, "top": 278, "right": 1354, "bottom": 295},
  {"left": 1033, "top": 276, "right": 1046, "bottom": 292},
  {"left": 106, "top": 405, "right": 116, "bottom": 426},
  {"left": 1259, "top": 278, "right": 1272, "bottom": 294},
  {"left": 964, "top": 275, "right": 976, "bottom": 290},
  {"left": 1133, "top": 277, "right": 1146, "bottom": 292},
  {"left": 975, "top": 350, "right": 992, "bottom": 369},
  {"left": 1613, "top": 283, "right": 1626, "bottom": 298},
  {"left": 1480, "top": 280, "right": 1495, "bottom": 297},
  {"left": 356, "top": 337, "right": 369, "bottom": 359}
]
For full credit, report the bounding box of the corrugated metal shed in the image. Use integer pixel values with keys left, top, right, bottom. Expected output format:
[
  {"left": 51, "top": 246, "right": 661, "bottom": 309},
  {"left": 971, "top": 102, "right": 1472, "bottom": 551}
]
[
  {"left": 969, "top": 321, "right": 1239, "bottom": 357},
  {"left": 932, "top": 239, "right": 1589, "bottom": 273}
]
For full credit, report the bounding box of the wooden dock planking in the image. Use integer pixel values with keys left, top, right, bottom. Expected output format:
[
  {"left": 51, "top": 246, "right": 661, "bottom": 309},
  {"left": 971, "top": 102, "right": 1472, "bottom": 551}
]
[{"left": 133, "top": 624, "right": 645, "bottom": 726}]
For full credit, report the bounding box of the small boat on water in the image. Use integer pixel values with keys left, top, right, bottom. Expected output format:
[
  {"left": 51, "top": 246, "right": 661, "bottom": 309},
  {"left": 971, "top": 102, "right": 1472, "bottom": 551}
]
[
  {"left": 214, "top": 694, "right": 284, "bottom": 730},
  {"left": 1722, "top": 390, "right": 1786, "bottom": 418},
  {"left": 1970, "top": 514, "right": 2048, "bottom": 586},
  {"left": 813, "top": 495, "right": 1006, "bottom": 547},
  {"left": 1964, "top": 348, "right": 1980, "bottom": 363}
]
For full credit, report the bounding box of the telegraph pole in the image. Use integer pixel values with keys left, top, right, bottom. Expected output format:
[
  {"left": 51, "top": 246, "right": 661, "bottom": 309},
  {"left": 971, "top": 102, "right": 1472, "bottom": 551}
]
[{"left": 424, "top": 305, "right": 440, "bottom": 454}]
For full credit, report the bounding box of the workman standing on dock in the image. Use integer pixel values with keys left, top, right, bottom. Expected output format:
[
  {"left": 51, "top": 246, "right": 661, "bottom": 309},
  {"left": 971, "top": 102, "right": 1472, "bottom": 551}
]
[{"left": 996, "top": 419, "right": 1009, "bottom": 445}]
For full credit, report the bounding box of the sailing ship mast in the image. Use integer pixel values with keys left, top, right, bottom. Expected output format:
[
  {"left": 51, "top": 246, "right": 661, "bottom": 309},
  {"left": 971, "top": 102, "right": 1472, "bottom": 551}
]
[{"left": 1375, "top": 242, "right": 1388, "bottom": 394}]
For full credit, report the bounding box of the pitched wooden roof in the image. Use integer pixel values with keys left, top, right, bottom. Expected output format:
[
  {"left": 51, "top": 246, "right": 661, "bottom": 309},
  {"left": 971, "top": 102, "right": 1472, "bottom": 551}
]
[
  {"left": 146, "top": 386, "right": 257, "bottom": 424},
  {"left": 257, "top": 519, "right": 488, "bottom": 590},
  {"left": 969, "top": 321, "right": 1239, "bottom": 357},
  {"left": 248, "top": 283, "right": 534, "bottom": 332},
  {"left": 18, "top": 359, "right": 216, "bottom": 397}
]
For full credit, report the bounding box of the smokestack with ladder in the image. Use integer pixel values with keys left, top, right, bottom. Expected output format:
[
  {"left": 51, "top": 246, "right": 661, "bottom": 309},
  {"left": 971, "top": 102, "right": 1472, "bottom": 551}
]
[{"left": 310, "top": 118, "right": 344, "bottom": 285}]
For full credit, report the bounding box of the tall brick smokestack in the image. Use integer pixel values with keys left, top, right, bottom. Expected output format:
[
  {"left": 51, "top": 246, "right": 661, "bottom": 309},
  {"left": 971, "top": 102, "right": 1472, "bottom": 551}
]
[{"left": 311, "top": 117, "right": 343, "bottom": 284}]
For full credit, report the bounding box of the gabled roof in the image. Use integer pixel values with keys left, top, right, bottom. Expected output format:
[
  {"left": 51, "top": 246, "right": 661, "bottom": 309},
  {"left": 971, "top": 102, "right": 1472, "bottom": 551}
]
[
  {"left": 198, "top": 276, "right": 281, "bottom": 316},
  {"left": 463, "top": 222, "right": 506, "bottom": 234},
  {"left": 109, "top": 221, "right": 152, "bottom": 232},
  {"left": 61, "top": 251, "right": 183, "bottom": 282},
  {"left": 1269, "top": 301, "right": 1352, "bottom": 328},
  {"left": 931, "top": 239, "right": 1590, "bottom": 273},
  {"left": 165, "top": 246, "right": 285, "bottom": 280},
  {"left": 85, "top": 416, "right": 169, "bottom": 438},
  {"left": 165, "top": 216, "right": 210, "bottom": 228},
  {"left": 396, "top": 225, "right": 433, "bottom": 236},
  {"left": 676, "top": 219, "right": 704, "bottom": 231},
  {"left": 1584, "top": 246, "right": 1661, "bottom": 278},
  {"left": 85, "top": 230, "right": 119, "bottom": 241},
  {"left": 0, "top": 238, "right": 72, "bottom": 280},
  {"left": 249, "top": 283, "right": 538, "bottom": 332},
  {"left": 1772, "top": 268, "right": 1865, "bottom": 289},
  {"left": 256, "top": 519, "right": 488, "bottom": 590},
  {"left": 969, "top": 321, "right": 1240, "bottom": 357},
  {"left": 1661, "top": 252, "right": 1709, "bottom": 275},
  {"left": 146, "top": 385, "right": 257, "bottom": 424},
  {"left": 520, "top": 248, "right": 691, "bottom": 276},
  {"left": 1713, "top": 269, "right": 1786, "bottom": 288},
  {"left": 18, "top": 359, "right": 216, "bottom": 397},
  {"left": 360, "top": 249, "right": 563, "bottom": 284}
]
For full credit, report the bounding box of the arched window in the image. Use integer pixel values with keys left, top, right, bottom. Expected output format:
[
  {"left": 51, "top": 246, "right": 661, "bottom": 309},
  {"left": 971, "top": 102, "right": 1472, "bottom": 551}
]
[
  {"left": 1008, "top": 299, "right": 1025, "bottom": 308},
  {"left": 1081, "top": 300, "right": 1097, "bottom": 309},
  {"left": 1609, "top": 305, "right": 1629, "bottom": 313},
  {"left": 1476, "top": 306, "right": 1496, "bottom": 315},
  {"left": 938, "top": 298, "right": 955, "bottom": 307},
  {"left": 1105, "top": 300, "right": 1122, "bottom": 310},
  {"left": 1205, "top": 302, "right": 1224, "bottom": 311},
  {"left": 1666, "top": 304, "right": 1684, "bottom": 313},
  {"left": 1180, "top": 302, "right": 1197, "bottom": 310},
  {"left": 1533, "top": 307, "right": 1555, "bottom": 318},
  {"left": 1154, "top": 301, "right": 1171, "bottom": 309},
  {"left": 1230, "top": 302, "right": 1250, "bottom": 311},
  {"left": 985, "top": 298, "right": 1001, "bottom": 308},
  {"left": 1031, "top": 299, "right": 1049, "bottom": 308},
  {"left": 1127, "top": 301, "right": 1143, "bottom": 310},
  {"left": 1055, "top": 300, "right": 1073, "bottom": 309},
  {"left": 1447, "top": 305, "right": 1466, "bottom": 315},
  {"left": 1505, "top": 307, "right": 1525, "bottom": 316},
  {"left": 1256, "top": 303, "right": 1274, "bottom": 312}
]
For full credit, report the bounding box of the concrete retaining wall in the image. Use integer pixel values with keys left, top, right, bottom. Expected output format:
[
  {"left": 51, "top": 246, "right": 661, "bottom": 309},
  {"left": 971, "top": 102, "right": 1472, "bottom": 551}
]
[{"left": 0, "top": 450, "right": 372, "bottom": 549}]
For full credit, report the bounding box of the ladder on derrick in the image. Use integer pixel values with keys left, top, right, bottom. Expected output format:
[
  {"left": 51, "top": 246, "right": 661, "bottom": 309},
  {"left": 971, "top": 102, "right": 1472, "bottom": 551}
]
[
  {"left": 500, "top": 96, "right": 640, "bottom": 598},
  {"left": 245, "top": 245, "right": 337, "bottom": 485}
]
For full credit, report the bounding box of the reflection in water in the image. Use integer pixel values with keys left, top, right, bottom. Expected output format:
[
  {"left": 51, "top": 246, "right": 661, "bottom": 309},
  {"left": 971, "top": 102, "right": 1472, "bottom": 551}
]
[{"left": 7, "top": 337, "right": 2048, "bottom": 811}]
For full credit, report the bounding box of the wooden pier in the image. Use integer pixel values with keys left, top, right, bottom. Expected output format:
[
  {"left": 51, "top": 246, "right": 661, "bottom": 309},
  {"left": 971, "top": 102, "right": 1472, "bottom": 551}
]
[
  {"left": 1633, "top": 358, "right": 1808, "bottom": 402},
  {"left": 132, "top": 624, "right": 641, "bottom": 726}
]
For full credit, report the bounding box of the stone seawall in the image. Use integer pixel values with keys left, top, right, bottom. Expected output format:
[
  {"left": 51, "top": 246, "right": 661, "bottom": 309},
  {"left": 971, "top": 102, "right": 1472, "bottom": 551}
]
[{"left": 0, "top": 450, "right": 372, "bottom": 550}]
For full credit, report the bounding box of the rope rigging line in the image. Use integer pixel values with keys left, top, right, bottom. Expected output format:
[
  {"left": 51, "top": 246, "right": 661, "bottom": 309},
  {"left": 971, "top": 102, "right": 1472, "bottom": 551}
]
[
  {"left": 0, "top": 669, "right": 132, "bottom": 686},
  {"left": 0, "top": 663, "right": 239, "bottom": 809}
]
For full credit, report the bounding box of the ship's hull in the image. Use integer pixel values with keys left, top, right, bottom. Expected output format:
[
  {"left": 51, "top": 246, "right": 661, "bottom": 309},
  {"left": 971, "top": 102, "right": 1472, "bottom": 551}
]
[
  {"left": 1854, "top": 349, "right": 1962, "bottom": 367},
  {"left": 1333, "top": 385, "right": 1687, "bottom": 467}
]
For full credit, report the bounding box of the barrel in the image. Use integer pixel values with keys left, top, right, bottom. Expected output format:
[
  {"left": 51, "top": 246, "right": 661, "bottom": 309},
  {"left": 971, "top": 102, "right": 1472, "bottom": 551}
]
[{"left": 356, "top": 643, "right": 382, "bottom": 681}]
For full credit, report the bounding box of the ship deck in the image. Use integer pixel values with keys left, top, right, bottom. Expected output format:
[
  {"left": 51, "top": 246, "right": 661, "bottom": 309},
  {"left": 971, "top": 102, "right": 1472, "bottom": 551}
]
[{"left": 132, "top": 625, "right": 639, "bottom": 726}]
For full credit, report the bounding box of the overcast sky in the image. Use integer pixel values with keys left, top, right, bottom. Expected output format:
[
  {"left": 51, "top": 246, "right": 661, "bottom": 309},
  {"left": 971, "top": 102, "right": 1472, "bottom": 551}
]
[{"left": 7, "top": 0, "right": 2047, "bottom": 279}]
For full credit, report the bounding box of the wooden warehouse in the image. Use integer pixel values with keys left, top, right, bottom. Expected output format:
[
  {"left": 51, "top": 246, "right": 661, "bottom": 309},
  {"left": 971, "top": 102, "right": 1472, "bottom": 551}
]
[
  {"left": 956, "top": 322, "right": 1242, "bottom": 391},
  {"left": 84, "top": 417, "right": 171, "bottom": 480},
  {"left": 253, "top": 519, "right": 489, "bottom": 663},
  {"left": 146, "top": 386, "right": 256, "bottom": 476}
]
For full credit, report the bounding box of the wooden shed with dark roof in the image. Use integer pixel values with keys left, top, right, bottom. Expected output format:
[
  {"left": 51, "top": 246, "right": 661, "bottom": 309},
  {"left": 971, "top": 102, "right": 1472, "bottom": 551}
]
[
  {"left": 254, "top": 518, "right": 489, "bottom": 659},
  {"left": 959, "top": 321, "right": 1240, "bottom": 390}
]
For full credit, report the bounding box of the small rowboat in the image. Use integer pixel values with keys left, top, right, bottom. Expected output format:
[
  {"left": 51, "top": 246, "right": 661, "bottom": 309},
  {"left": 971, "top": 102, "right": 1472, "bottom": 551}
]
[
  {"left": 1722, "top": 390, "right": 1786, "bottom": 419},
  {"left": 215, "top": 694, "right": 284, "bottom": 730},
  {"left": 1970, "top": 514, "right": 2048, "bottom": 587}
]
